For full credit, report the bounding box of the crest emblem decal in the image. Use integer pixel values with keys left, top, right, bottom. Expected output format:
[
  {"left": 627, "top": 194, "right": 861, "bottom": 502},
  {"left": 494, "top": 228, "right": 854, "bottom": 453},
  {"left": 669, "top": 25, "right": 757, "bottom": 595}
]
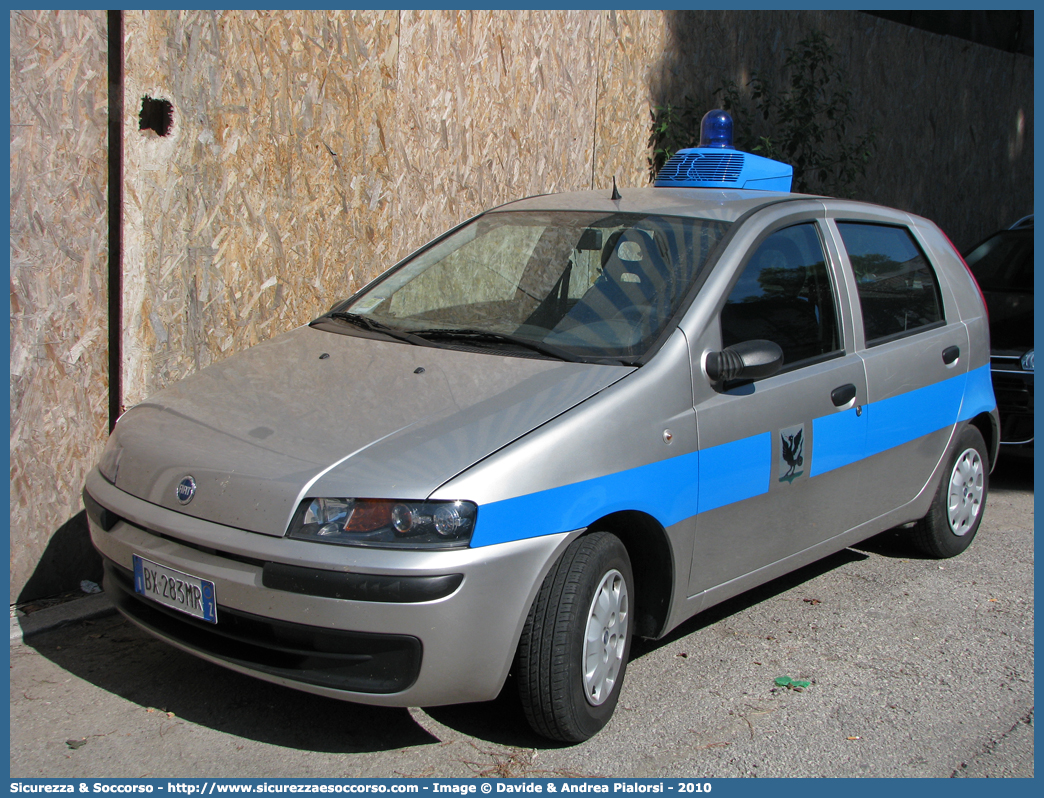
[
  {"left": 176, "top": 476, "right": 197, "bottom": 505},
  {"left": 779, "top": 425, "right": 805, "bottom": 484}
]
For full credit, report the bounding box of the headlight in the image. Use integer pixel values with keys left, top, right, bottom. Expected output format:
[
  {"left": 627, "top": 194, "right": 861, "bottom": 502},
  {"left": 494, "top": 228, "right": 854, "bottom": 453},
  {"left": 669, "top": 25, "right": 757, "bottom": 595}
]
[
  {"left": 1021, "top": 349, "right": 1034, "bottom": 372},
  {"left": 287, "top": 498, "right": 477, "bottom": 549}
]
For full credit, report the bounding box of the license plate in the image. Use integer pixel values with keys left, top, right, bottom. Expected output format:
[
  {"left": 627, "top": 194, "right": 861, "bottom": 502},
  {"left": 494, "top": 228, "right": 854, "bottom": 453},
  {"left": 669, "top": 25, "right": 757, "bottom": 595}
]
[{"left": 133, "top": 555, "right": 217, "bottom": 624}]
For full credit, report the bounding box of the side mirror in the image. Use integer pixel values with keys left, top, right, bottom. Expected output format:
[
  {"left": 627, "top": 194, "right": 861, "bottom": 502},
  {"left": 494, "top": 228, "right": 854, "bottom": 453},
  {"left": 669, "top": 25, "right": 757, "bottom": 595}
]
[{"left": 705, "top": 339, "right": 784, "bottom": 382}]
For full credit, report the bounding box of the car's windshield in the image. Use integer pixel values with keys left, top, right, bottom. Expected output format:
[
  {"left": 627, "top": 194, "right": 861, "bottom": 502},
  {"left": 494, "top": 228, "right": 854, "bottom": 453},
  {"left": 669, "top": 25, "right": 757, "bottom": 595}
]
[
  {"left": 324, "top": 210, "right": 731, "bottom": 363},
  {"left": 965, "top": 230, "right": 1033, "bottom": 293}
]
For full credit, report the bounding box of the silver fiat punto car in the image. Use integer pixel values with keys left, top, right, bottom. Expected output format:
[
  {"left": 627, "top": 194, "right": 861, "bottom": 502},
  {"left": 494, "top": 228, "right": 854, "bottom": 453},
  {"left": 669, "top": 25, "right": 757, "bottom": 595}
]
[{"left": 85, "top": 118, "right": 997, "bottom": 742}]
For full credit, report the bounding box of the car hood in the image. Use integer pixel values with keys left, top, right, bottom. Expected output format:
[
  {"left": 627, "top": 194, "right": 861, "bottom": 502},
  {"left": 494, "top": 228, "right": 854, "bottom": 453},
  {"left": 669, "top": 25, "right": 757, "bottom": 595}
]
[{"left": 108, "top": 326, "right": 632, "bottom": 536}]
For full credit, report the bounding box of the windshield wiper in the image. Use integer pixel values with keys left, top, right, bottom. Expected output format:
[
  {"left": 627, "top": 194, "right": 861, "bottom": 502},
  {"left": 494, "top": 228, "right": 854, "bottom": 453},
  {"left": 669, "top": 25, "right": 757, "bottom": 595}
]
[
  {"left": 411, "top": 328, "right": 582, "bottom": 362},
  {"left": 321, "top": 316, "right": 634, "bottom": 365},
  {"left": 325, "top": 312, "right": 433, "bottom": 347}
]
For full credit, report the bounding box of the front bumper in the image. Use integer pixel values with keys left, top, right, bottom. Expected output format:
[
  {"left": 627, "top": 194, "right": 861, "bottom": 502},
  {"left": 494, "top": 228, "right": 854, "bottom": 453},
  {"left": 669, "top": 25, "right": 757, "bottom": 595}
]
[{"left": 84, "top": 468, "right": 573, "bottom": 707}]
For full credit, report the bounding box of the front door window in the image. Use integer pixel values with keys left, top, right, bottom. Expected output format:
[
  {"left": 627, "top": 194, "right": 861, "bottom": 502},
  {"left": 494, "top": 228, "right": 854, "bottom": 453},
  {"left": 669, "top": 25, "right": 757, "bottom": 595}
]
[{"left": 721, "top": 223, "right": 841, "bottom": 368}]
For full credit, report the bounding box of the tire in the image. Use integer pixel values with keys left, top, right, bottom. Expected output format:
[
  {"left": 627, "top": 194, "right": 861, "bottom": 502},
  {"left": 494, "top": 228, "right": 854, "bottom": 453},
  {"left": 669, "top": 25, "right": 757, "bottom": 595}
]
[
  {"left": 516, "top": 532, "right": 633, "bottom": 743},
  {"left": 911, "top": 424, "right": 989, "bottom": 558}
]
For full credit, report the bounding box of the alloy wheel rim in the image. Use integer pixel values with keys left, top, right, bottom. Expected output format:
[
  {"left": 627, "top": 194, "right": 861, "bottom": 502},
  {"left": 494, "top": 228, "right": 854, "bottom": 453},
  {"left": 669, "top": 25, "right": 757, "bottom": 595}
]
[
  {"left": 947, "top": 447, "right": 984, "bottom": 536},
  {"left": 582, "top": 568, "right": 629, "bottom": 706}
]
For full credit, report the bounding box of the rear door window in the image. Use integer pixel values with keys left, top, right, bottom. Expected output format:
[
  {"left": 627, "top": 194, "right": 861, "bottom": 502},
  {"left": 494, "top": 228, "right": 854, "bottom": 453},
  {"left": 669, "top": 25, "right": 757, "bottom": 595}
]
[{"left": 835, "top": 222, "right": 944, "bottom": 345}]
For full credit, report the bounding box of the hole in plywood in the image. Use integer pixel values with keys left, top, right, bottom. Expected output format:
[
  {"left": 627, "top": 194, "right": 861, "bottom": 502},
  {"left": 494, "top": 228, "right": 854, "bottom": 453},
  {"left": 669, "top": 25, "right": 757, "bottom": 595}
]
[{"left": 139, "top": 95, "right": 173, "bottom": 136}]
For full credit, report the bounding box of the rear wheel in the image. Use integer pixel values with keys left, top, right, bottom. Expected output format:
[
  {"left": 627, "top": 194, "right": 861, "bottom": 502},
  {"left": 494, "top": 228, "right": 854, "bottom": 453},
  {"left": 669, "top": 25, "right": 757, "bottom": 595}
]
[
  {"left": 911, "top": 425, "right": 988, "bottom": 558},
  {"left": 516, "top": 532, "right": 633, "bottom": 743}
]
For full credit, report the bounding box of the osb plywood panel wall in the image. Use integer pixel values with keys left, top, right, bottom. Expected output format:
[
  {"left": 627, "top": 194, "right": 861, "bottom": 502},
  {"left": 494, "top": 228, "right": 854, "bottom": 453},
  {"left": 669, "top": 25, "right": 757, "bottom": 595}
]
[
  {"left": 121, "top": 8, "right": 1031, "bottom": 410},
  {"left": 649, "top": 10, "right": 1033, "bottom": 250},
  {"left": 122, "top": 10, "right": 401, "bottom": 405},
  {"left": 9, "top": 10, "right": 1032, "bottom": 601},
  {"left": 122, "top": 9, "right": 661, "bottom": 406},
  {"left": 9, "top": 10, "right": 110, "bottom": 599},
  {"left": 391, "top": 10, "right": 601, "bottom": 257},
  {"left": 594, "top": 10, "right": 668, "bottom": 190}
]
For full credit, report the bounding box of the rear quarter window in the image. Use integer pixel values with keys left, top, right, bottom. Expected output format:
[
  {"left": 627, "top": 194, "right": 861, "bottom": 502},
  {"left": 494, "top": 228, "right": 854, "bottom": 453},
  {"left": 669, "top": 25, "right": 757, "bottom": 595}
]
[{"left": 836, "top": 222, "right": 945, "bottom": 345}]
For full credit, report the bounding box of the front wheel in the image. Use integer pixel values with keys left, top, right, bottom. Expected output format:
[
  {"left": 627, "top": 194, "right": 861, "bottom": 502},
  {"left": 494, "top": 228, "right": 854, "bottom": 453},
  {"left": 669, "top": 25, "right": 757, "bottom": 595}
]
[
  {"left": 911, "top": 424, "right": 989, "bottom": 558},
  {"left": 516, "top": 532, "right": 633, "bottom": 743}
]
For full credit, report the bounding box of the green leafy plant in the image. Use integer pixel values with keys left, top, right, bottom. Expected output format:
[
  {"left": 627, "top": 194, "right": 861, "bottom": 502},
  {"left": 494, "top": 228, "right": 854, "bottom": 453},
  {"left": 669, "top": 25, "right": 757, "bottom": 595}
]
[
  {"left": 650, "top": 30, "right": 876, "bottom": 197},
  {"left": 649, "top": 98, "right": 702, "bottom": 175}
]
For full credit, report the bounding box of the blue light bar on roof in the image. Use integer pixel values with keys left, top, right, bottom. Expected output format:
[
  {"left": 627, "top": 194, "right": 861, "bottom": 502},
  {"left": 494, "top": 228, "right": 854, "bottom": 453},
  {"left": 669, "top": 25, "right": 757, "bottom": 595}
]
[
  {"left": 698, "top": 109, "right": 734, "bottom": 149},
  {"left": 655, "top": 110, "right": 794, "bottom": 192}
]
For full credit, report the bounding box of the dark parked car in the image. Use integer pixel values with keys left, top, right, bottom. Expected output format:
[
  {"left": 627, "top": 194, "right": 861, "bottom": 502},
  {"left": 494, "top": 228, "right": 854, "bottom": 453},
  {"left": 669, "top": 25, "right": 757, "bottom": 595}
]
[{"left": 965, "top": 222, "right": 1034, "bottom": 454}]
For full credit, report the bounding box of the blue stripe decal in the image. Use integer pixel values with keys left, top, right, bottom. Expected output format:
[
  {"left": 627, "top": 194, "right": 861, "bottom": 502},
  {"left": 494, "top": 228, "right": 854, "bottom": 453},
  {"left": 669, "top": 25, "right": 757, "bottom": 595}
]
[
  {"left": 470, "top": 432, "right": 771, "bottom": 548},
  {"left": 470, "top": 450, "right": 699, "bottom": 548},
  {"left": 696, "top": 432, "right": 771, "bottom": 513},
  {"left": 469, "top": 365, "right": 994, "bottom": 548},
  {"left": 811, "top": 407, "right": 867, "bottom": 476},
  {"left": 812, "top": 364, "right": 994, "bottom": 476},
  {"left": 865, "top": 369, "right": 966, "bottom": 458},
  {"left": 957, "top": 364, "right": 995, "bottom": 422}
]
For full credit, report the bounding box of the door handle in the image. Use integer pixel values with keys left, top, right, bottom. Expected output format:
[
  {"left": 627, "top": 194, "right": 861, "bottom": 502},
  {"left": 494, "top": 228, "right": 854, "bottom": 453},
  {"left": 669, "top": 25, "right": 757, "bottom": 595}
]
[
  {"left": 942, "top": 346, "right": 960, "bottom": 365},
  {"left": 831, "top": 383, "right": 857, "bottom": 407}
]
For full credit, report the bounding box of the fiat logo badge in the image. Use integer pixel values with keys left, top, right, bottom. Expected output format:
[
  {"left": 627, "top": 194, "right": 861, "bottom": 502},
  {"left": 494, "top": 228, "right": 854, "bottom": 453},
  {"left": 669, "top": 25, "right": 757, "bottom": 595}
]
[{"left": 176, "top": 476, "right": 197, "bottom": 505}]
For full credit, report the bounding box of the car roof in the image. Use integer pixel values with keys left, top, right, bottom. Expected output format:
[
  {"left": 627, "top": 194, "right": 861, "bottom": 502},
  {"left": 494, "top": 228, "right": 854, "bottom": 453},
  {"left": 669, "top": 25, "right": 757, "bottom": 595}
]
[{"left": 491, "top": 187, "right": 814, "bottom": 224}]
